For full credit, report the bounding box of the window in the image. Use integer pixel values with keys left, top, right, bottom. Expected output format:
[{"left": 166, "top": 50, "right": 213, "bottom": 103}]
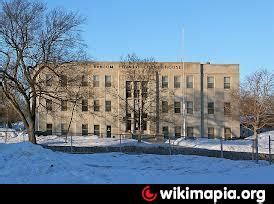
[
  {"left": 224, "top": 127, "right": 231, "bottom": 139},
  {"left": 175, "top": 126, "right": 181, "bottom": 138},
  {"left": 186, "top": 75, "right": 193, "bottom": 88},
  {"left": 81, "top": 75, "right": 88, "bottom": 86},
  {"left": 94, "top": 125, "right": 100, "bottom": 136},
  {"left": 46, "top": 99, "right": 52, "bottom": 111},
  {"left": 105, "top": 75, "right": 111, "bottom": 87},
  {"left": 162, "top": 76, "right": 168, "bottom": 88},
  {"left": 105, "top": 101, "right": 111, "bottom": 112},
  {"left": 126, "top": 81, "right": 132, "bottom": 98},
  {"left": 46, "top": 124, "right": 52, "bottom": 135},
  {"left": 186, "top": 101, "right": 193, "bottom": 114},
  {"left": 163, "top": 126, "right": 169, "bottom": 138},
  {"left": 61, "top": 123, "right": 67, "bottom": 136},
  {"left": 60, "top": 75, "right": 67, "bottom": 87},
  {"left": 142, "top": 81, "right": 148, "bottom": 98},
  {"left": 208, "top": 127, "right": 214, "bottom": 138},
  {"left": 82, "top": 124, "right": 88, "bottom": 136},
  {"left": 126, "top": 113, "right": 131, "bottom": 131},
  {"left": 208, "top": 102, "right": 214, "bottom": 114},
  {"left": 224, "top": 77, "right": 231, "bottom": 89},
  {"left": 224, "top": 102, "right": 231, "bottom": 116},
  {"left": 46, "top": 74, "right": 52, "bottom": 86},
  {"left": 61, "top": 100, "right": 67, "bottom": 111},
  {"left": 82, "top": 99, "right": 88, "bottom": 112},
  {"left": 134, "top": 82, "right": 140, "bottom": 98},
  {"left": 207, "top": 76, "right": 214, "bottom": 88},
  {"left": 187, "top": 127, "right": 194, "bottom": 138},
  {"left": 93, "top": 75, "right": 99, "bottom": 87},
  {"left": 174, "top": 101, "right": 181, "bottom": 113},
  {"left": 162, "top": 101, "right": 168, "bottom": 113},
  {"left": 174, "top": 76, "right": 181, "bottom": 88},
  {"left": 142, "top": 113, "right": 147, "bottom": 131},
  {"left": 110, "top": 65, "right": 113, "bottom": 68},
  {"left": 94, "top": 100, "right": 100, "bottom": 112}
]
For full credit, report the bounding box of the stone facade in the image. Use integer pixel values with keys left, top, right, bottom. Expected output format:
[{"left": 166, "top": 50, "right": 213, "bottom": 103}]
[{"left": 36, "top": 61, "right": 240, "bottom": 139}]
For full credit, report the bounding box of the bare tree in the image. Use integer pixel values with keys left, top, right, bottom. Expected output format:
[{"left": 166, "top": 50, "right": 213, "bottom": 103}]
[
  {"left": 0, "top": 0, "right": 87, "bottom": 144},
  {"left": 231, "top": 69, "right": 274, "bottom": 162}
]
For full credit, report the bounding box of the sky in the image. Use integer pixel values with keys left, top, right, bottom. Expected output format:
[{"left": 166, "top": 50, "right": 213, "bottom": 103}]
[{"left": 43, "top": 0, "right": 274, "bottom": 80}]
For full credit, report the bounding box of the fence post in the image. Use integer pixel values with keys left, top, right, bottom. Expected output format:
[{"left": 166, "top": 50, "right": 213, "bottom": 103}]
[
  {"left": 70, "top": 132, "right": 73, "bottom": 153},
  {"left": 269, "top": 135, "right": 271, "bottom": 165},
  {"left": 168, "top": 134, "right": 171, "bottom": 156},
  {"left": 251, "top": 139, "right": 254, "bottom": 160},
  {"left": 220, "top": 137, "right": 223, "bottom": 158},
  {"left": 119, "top": 134, "right": 122, "bottom": 152},
  {"left": 4, "top": 131, "right": 7, "bottom": 143}
]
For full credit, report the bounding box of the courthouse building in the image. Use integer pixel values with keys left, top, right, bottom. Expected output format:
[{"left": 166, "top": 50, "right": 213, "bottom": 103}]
[{"left": 36, "top": 61, "right": 240, "bottom": 139}]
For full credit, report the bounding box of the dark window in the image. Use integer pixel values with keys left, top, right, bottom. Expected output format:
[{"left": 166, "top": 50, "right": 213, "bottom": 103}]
[
  {"left": 46, "top": 99, "right": 52, "bottom": 111},
  {"left": 105, "top": 75, "right": 111, "bottom": 87},
  {"left": 46, "top": 74, "right": 52, "bottom": 86},
  {"left": 61, "top": 123, "right": 67, "bottom": 136},
  {"left": 46, "top": 124, "right": 52, "bottom": 135},
  {"left": 186, "top": 101, "right": 193, "bottom": 114},
  {"left": 224, "top": 102, "right": 231, "bottom": 116},
  {"left": 174, "top": 101, "right": 181, "bottom": 113},
  {"left": 162, "top": 76, "right": 168, "bottom": 88},
  {"left": 207, "top": 76, "right": 214, "bottom": 88},
  {"left": 61, "top": 100, "right": 67, "bottom": 111},
  {"left": 174, "top": 76, "right": 180, "bottom": 88},
  {"left": 163, "top": 126, "right": 169, "bottom": 138},
  {"left": 105, "top": 101, "right": 111, "bottom": 112},
  {"left": 208, "top": 127, "right": 214, "bottom": 138},
  {"left": 60, "top": 75, "right": 67, "bottom": 87},
  {"left": 208, "top": 102, "right": 214, "bottom": 114},
  {"left": 142, "top": 113, "right": 147, "bottom": 131},
  {"left": 93, "top": 75, "right": 99, "bottom": 87},
  {"left": 126, "top": 113, "right": 131, "bottom": 131},
  {"left": 142, "top": 81, "right": 148, "bottom": 98},
  {"left": 81, "top": 75, "right": 88, "bottom": 86},
  {"left": 82, "top": 124, "right": 88, "bottom": 136},
  {"left": 109, "top": 65, "right": 113, "bottom": 68},
  {"left": 224, "top": 77, "right": 231, "bottom": 89},
  {"left": 175, "top": 126, "right": 181, "bottom": 137},
  {"left": 94, "top": 125, "right": 100, "bottom": 136},
  {"left": 82, "top": 99, "right": 88, "bottom": 112},
  {"left": 134, "top": 82, "right": 140, "bottom": 98},
  {"left": 224, "top": 127, "right": 231, "bottom": 139},
  {"left": 126, "top": 81, "right": 132, "bottom": 98},
  {"left": 187, "top": 127, "right": 194, "bottom": 138},
  {"left": 94, "top": 100, "right": 100, "bottom": 112},
  {"left": 186, "top": 75, "right": 193, "bottom": 88},
  {"left": 162, "top": 101, "right": 168, "bottom": 113}
]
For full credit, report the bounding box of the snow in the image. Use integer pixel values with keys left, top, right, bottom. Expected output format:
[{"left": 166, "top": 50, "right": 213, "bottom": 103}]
[
  {"left": 0, "top": 141, "right": 273, "bottom": 183},
  {"left": 36, "top": 135, "right": 145, "bottom": 147},
  {"left": 170, "top": 131, "right": 274, "bottom": 154},
  {"left": 1, "top": 128, "right": 274, "bottom": 154}
]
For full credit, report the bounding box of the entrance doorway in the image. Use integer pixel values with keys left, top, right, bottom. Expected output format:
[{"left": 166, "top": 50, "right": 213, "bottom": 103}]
[{"left": 107, "top": 126, "right": 111, "bottom": 138}]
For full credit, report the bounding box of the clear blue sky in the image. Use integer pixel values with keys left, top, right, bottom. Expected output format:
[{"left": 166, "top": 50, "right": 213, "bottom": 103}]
[{"left": 44, "top": 0, "right": 274, "bottom": 80}]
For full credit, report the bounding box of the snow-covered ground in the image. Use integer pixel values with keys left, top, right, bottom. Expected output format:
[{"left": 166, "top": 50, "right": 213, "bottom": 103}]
[
  {"left": 0, "top": 142, "right": 274, "bottom": 184},
  {"left": 1, "top": 128, "right": 274, "bottom": 153},
  {"left": 170, "top": 131, "right": 274, "bottom": 154},
  {"left": 36, "top": 135, "right": 149, "bottom": 147}
]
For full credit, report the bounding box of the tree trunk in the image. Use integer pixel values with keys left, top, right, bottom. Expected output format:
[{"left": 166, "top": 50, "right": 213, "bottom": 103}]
[
  {"left": 28, "top": 121, "right": 37, "bottom": 144},
  {"left": 254, "top": 128, "right": 259, "bottom": 163}
]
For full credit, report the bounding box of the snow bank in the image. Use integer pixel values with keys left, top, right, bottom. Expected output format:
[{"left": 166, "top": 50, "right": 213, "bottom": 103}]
[
  {"left": 171, "top": 131, "right": 274, "bottom": 154},
  {"left": 0, "top": 142, "right": 274, "bottom": 183}
]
